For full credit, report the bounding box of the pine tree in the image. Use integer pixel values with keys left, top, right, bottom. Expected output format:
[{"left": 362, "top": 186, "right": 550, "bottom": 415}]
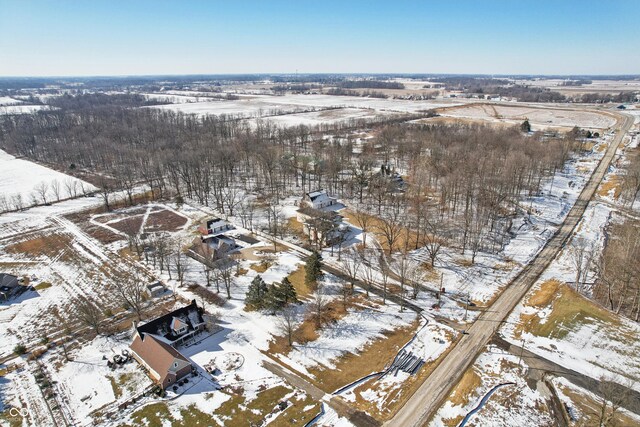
[
  {"left": 265, "top": 278, "right": 298, "bottom": 312},
  {"left": 305, "top": 250, "right": 324, "bottom": 289},
  {"left": 265, "top": 283, "right": 285, "bottom": 311},
  {"left": 520, "top": 119, "right": 531, "bottom": 133},
  {"left": 245, "top": 274, "right": 268, "bottom": 309},
  {"left": 279, "top": 277, "right": 297, "bottom": 305}
]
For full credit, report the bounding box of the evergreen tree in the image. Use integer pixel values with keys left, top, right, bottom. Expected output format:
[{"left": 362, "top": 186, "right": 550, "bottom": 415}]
[
  {"left": 520, "top": 119, "right": 531, "bottom": 133},
  {"left": 305, "top": 250, "right": 324, "bottom": 288},
  {"left": 245, "top": 274, "right": 268, "bottom": 309},
  {"left": 279, "top": 277, "right": 297, "bottom": 305},
  {"left": 265, "top": 283, "right": 285, "bottom": 311},
  {"left": 265, "top": 278, "right": 298, "bottom": 312}
]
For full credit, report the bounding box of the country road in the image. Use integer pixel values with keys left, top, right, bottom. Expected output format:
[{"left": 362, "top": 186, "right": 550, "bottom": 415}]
[{"left": 386, "top": 111, "right": 635, "bottom": 427}]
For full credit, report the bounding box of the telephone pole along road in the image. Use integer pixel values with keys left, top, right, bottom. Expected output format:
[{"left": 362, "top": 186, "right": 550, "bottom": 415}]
[{"left": 386, "top": 112, "right": 634, "bottom": 427}]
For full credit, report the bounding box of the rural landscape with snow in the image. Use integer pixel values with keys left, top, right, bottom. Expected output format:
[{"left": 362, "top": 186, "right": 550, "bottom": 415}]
[{"left": 2, "top": 1, "right": 640, "bottom": 427}]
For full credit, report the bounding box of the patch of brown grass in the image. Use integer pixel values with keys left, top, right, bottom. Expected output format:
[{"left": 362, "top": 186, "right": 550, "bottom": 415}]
[
  {"left": 557, "top": 382, "right": 639, "bottom": 427},
  {"left": 270, "top": 392, "right": 320, "bottom": 427},
  {"left": 35, "top": 282, "right": 52, "bottom": 291},
  {"left": 286, "top": 217, "right": 307, "bottom": 241},
  {"left": 518, "top": 280, "right": 620, "bottom": 339},
  {"left": 6, "top": 233, "right": 71, "bottom": 259},
  {"left": 597, "top": 176, "right": 622, "bottom": 199},
  {"left": 456, "top": 258, "right": 474, "bottom": 268},
  {"left": 310, "top": 318, "right": 420, "bottom": 393},
  {"left": 109, "top": 216, "right": 144, "bottom": 235},
  {"left": 250, "top": 260, "right": 272, "bottom": 273},
  {"left": 342, "top": 209, "right": 422, "bottom": 253},
  {"left": 235, "top": 267, "right": 248, "bottom": 276},
  {"left": 527, "top": 279, "right": 561, "bottom": 307},
  {"left": 449, "top": 368, "right": 482, "bottom": 407},
  {"left": 287, "top": 265, "right": 313, "bottom": 299}
]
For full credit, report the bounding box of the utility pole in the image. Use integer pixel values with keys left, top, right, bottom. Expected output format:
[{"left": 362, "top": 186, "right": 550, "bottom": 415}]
[
  {"left": 518, "top": 338, "right": 526, "bottom": 373},
  {"left": 464, "top": 291, "right": 470, "bottom": 321}
]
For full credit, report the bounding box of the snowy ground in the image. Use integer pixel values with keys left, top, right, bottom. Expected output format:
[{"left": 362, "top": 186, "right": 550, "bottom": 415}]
[
  {"left": 431, "top": 346, "right": 555, "bottom": 427},
  {"left": 146, "top": 93, "right": 460, "bottom": 119},
  {"left": 0, "top": 96, "right": 23, "bottom": 106},
  {"left": 500, "top": 209, "right": 640, "bottom": 394},
  {"left": 0, "top": 104, "right": 51, "bottom": 115},
  {"left": 247, "top": 107, "right": 396, "bottom": 128},
  {"left": 0, "top": 149, "right": 95, "bottom": 211},
  {"left": 438, "top": 104, "right": 617, "bottom": 130}
]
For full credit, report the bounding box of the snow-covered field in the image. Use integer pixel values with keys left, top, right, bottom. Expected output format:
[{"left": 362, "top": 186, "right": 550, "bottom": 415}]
[
  {"left": 0, "top": 96, "right": 23, "bottom": 106},
  {"left": 0, "top": 149, "right": 95, "bottom": 209},
  {"left": 438, "top": 104, "right": 617, "bottom": 130},
  {"left": 0, "top": 104, "right": 51, "bottom": 115},
  {"left": 147, "top": 92, "right": 460, "bottom": 119},
  {"left": 249, "top": 107, "right": 394, "bottom": 128}
]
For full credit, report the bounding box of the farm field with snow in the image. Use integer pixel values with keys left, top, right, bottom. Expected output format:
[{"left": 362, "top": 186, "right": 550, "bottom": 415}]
[
  {"left": 147, "top": 92, "right": 461, "bottom": 119},
  {"left": 435, "top": 104, "right": 617, "bottom": 131},
  {"left": 0, "top": 149, "right": 95, "bottom": 212}
]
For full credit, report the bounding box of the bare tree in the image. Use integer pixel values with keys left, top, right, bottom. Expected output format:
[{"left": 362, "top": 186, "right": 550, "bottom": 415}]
[
  {"left": 423, "top": 215, "right": 447, "bottom": 267},
  {"left": 278, "top": 305, "right": 297, "bottom": 347},
  {"left": 307, "top": 286, "right": 330, "bottom": 328},
  {"left": 238, "top": 198, "right": 256, "bottom": 230},
  {"left": 592, "top": 375, "right": 635, "bottom": 427},
  {"left": 11, "top": 194, "right": 24, "bottom": 211},
  {"left": 173, "top": 244, "right": 186, "bottom": 286},
  {"left": 340, "top": 247, "right": 362, "bottom": 294},
  {"left": 34, "top": 181, "right": 49, "bottom": 204},
  {"left": 377, "top": 204, "right": 405, "bottom": 255},
  {"left": 64, "top": 177, "right": 78, "bottom": 198},
  {"left": 216, "top": 255, "right": 235, "bottom": 298},
  {"left": 73, "top": 296, "right": 104, "bottom": 334},
  {"left": 113, "top": 272, "right": 147, "bottom": 320},
  {"left": 50, "top": 179, "right": 62, "bottom": 202}
]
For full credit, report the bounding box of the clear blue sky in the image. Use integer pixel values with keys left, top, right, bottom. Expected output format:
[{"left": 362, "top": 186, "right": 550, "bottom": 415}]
[{"left": 0, "top": 0, "right": 638, "bottom": 76}]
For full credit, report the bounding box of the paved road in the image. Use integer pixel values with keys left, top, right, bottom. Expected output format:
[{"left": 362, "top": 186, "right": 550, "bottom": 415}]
[{"left": 386, "top": 112, "right": 634, "bottom": 427}]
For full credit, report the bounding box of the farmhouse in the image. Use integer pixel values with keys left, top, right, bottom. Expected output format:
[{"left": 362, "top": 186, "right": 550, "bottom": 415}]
[
  {"left": 302, "top": 189, "right": 337, "bottom": 210},
  {"left": 0, "top": 273, "right": 24, "bottom": 301},
  {"left": 130, "top": 300, "right": 208, "bottom": 389}
]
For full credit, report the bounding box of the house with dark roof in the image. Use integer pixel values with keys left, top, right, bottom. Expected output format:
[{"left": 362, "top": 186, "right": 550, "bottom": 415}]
[
  {"left": 130, "top": 300, "right": 209, "bottom": 389},
  {"left": 302, "top": 189, "right": 337, "bottom": 210},
  {"left": 0, "top": 273, "right": 24, "bottom": 301}
]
